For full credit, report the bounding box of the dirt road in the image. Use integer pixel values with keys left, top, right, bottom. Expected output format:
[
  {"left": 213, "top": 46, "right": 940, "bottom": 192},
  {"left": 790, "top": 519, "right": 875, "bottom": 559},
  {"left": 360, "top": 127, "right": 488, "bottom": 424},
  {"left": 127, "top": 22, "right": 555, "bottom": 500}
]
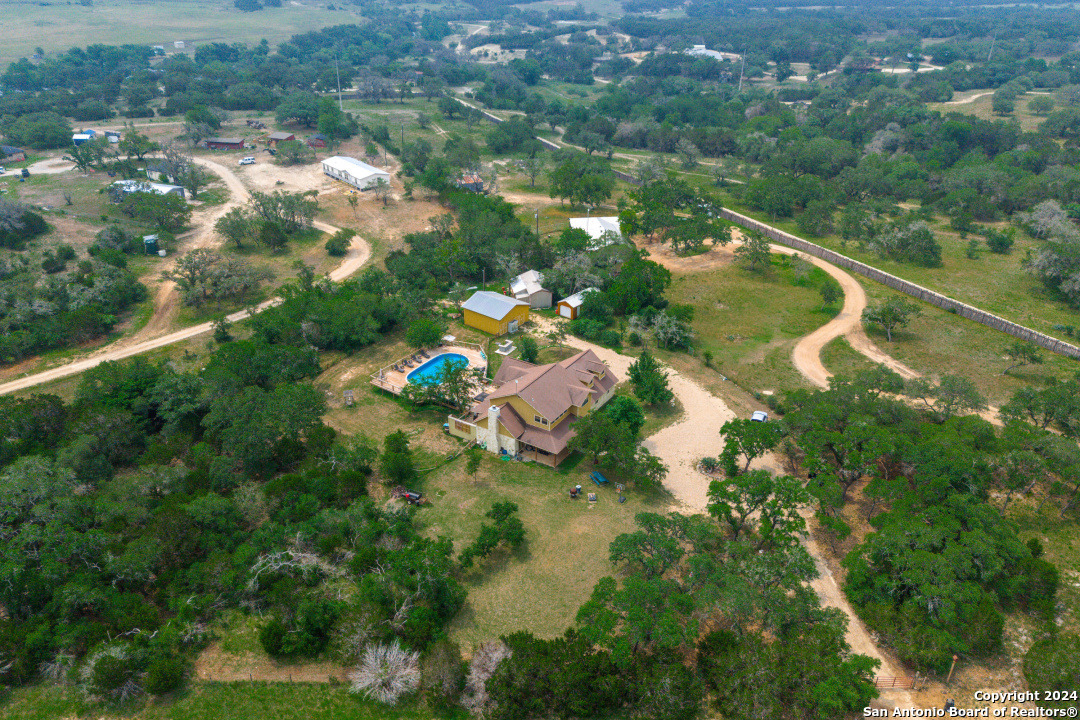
[
  {"left": 0, "top": 159, "right": 371, "bottom": 397},
  {"left": 786, "top": 248, "right": 919, "bottom": 388},
  {"left": 112, "top": 156, "right": 252, "bottom": 349},
  {"left": 532, "top": 316, "right": 911, "bottom": 707}
]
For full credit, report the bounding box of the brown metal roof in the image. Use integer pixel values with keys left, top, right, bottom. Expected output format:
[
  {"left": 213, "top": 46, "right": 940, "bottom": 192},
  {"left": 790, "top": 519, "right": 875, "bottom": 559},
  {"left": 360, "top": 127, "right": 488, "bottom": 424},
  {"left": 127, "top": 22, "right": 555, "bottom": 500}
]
[
  {"left": 487, "top": 349, "right": 617, "bottom": 422},
  {"left": 519, "top": 414, "right": 576, "bottom": 454}
]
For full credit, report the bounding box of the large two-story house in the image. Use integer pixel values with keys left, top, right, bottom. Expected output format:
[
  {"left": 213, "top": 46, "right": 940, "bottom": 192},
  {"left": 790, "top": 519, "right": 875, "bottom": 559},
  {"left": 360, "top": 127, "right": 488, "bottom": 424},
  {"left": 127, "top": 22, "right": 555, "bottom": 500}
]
[{"left": 448, "top": 349, "right": 618, "bottom": 466}]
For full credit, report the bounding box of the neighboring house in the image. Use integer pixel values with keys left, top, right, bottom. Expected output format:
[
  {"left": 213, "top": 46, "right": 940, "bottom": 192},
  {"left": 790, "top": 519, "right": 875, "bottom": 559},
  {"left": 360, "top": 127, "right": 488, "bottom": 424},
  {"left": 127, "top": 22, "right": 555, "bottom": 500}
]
[
  {"left": 447, "top": 349, "right": 618, "bottom": 466},
  {"left": 321, "top": 155, "right": 390, "bottom": 190},
  {"left": 0, "top": 146, "right": 25, "bottom": 162},
  {"left": 456, "top": 172, "right": 484, "bottom": 193},
  {"left": 103, "top": 130, "right": 121, "bottom": 144},
  {"left": 462, "top": 291, "right": 530, "bottom": 335},
  {"left": 72, "top": 133, "right": 95, "bottom": 146},
  {"left": 205, "top": 137, "right": 245, "bottom": 150},
  {"left": 267, "top": 131, "right": 295, "bottom": 145},
  {"left": 556, "top": 287, "right": 598, "bottom": 320},
  {"left": 307, "top": 133, "right": 328, "bottom": 148},
  {"left": 568, "top": 216, "right": 623, "bottom": 250},
  {"left": 510, "top": 270, "right": 553, "bottom": 309},
  {"left": 110, "top": 179, "right": 186, "bottom": 200}
]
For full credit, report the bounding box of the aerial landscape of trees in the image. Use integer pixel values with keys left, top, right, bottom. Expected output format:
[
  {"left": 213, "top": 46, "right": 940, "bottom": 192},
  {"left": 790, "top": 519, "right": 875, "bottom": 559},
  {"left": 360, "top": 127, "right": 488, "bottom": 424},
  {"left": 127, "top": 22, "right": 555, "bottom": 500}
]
[{"left": 4, "top": 0, "right": 1080, "bottom": 716}]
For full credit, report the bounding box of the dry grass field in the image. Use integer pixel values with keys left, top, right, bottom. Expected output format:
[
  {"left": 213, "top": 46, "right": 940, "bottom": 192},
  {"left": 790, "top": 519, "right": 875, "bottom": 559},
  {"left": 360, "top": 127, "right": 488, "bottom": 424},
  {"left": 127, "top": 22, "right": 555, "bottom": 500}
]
[{"left": 0, "top": 0, "right": 362, "bottom": 66}]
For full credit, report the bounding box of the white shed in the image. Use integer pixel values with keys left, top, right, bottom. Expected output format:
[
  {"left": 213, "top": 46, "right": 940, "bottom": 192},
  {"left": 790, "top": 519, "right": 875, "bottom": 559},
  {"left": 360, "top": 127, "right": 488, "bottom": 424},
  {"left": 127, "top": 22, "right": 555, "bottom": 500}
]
[
  {"left": 509, "top": 270, "right": 553, "bottom": 309},
  {"left": 568, "top": 216, "right": 623, "bottom": 250},
  {"left": 556, "top": 287, "right": 599, "bottom": 320},
  {"left": 321, "top": 156, "right": 391, "bottom": 191}
]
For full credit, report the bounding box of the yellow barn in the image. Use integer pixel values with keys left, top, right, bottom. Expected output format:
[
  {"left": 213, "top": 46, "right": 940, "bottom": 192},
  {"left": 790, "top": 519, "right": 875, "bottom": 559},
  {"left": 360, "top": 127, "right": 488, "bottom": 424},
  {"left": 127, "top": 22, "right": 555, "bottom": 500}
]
[{"left": 462, "top": 291, "right": 530, "bottom": 336}]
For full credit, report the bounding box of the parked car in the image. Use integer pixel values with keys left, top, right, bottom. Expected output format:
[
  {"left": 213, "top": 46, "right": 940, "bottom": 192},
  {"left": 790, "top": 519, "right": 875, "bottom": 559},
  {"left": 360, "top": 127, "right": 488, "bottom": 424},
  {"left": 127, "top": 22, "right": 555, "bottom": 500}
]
[
  {"left": 0, "top": 166, "right": 5, "bottom": 175},
  {"left": 20, "top": 168, "right": 29, "bottom": 178},
  {"left": 750, "top": 410, "right": 769, "bottom": 422},
  {"left": 238, "top": 157, "right": 255, "bottom": 165}
]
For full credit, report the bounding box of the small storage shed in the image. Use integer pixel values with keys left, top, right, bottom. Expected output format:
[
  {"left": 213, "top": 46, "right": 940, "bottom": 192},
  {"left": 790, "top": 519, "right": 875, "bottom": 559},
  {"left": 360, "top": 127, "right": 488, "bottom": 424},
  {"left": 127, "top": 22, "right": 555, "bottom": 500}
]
[
  {"left": 321, "top": 156, "right": 391, "bottom": 190},
  {"left": 267, "top": 131, "right": 295, "bottom": 145},
  {"left": 462, "top": 291, "right": 530, "bottom": 336},
  {"left": 307, "top": 133, "right": 328, "bottom": 148},
  {"left": 510, "top": 270, "right": 552, "bottom": 309},
  {"left": 205, "top": 137, "right": 245, "bottom": 150},
  {"left": 556, "top": 287, "right": 599, "bottom": 320}
]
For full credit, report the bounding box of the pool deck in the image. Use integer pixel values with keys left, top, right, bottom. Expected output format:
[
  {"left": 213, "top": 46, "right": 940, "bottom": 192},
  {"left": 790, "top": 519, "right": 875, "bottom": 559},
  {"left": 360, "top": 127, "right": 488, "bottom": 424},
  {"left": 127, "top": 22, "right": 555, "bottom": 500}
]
[{"left": 370, "top": 344, "right": 488, "bottom": 395}]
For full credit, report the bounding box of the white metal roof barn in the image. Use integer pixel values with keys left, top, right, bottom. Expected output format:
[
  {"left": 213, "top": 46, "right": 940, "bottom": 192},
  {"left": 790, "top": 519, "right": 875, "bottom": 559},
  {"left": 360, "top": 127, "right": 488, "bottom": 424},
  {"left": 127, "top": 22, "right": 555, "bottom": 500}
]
[{"left": 321, "top": 156, "right": 390, "bottom": 190}]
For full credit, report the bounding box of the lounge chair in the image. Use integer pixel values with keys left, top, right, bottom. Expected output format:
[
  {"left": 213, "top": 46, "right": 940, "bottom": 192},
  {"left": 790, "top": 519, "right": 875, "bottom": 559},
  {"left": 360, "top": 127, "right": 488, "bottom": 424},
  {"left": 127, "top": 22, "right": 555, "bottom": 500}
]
[{"left": 420, "top": 349, "right": 430, "bottom": 358}]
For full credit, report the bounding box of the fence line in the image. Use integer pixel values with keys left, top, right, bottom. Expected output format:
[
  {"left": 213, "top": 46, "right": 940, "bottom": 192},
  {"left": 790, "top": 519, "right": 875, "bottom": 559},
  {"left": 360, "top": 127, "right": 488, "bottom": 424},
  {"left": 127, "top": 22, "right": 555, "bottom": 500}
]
[
  {"left": 719, "top": 208, "right": 1080, "bottom": 361},
  {"left": 450, "top": 93, "right": 1079, "bottom": 359}
]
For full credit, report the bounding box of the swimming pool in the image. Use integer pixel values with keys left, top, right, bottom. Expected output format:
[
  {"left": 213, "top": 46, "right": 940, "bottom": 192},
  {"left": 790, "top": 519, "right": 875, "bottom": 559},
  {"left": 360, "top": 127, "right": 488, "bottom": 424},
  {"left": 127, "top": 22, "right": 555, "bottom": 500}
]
[{"left": 407, "top": 353, "right": 470, "bottom": 384}]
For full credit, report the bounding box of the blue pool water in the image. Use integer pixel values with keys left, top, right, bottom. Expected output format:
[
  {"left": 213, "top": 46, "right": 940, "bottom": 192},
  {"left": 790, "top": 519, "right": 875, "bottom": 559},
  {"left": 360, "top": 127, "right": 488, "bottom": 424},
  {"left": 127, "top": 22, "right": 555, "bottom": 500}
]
[{"left": 407, "top": 353, "right": 470, "bottom": 384}]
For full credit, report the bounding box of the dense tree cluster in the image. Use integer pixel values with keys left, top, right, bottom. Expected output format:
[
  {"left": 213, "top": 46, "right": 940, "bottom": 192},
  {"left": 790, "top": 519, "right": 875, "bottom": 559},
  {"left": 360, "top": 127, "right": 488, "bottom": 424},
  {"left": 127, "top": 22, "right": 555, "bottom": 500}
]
[{"left": 775, "top": 369, "right": 1061, "bottom": 672}]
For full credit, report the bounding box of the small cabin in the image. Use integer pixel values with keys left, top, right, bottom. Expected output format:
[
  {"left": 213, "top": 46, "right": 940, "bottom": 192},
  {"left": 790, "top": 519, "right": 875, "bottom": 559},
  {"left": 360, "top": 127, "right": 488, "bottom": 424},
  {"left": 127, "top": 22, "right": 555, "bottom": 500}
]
[{"left": 267, "top": 131, "right": 295, "bottom": 145}]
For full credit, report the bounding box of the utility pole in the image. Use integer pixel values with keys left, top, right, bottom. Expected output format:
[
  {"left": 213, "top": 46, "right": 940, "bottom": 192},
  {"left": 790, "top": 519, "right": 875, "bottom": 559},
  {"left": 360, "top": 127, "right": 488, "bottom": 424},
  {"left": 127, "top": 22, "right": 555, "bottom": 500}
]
[
  {"left": 335, "top": 49, "right": 343, "bottom": 111},
  {"left": 738, "top": 48, "right": 746, "bottom": 93},
  {"left": 534, "top": 209, "right": 539, "bottom": 237}
]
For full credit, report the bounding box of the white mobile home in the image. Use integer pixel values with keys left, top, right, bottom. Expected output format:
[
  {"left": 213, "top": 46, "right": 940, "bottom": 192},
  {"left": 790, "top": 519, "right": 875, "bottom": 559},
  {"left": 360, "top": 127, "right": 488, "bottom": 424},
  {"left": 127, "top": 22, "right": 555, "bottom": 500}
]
[{"left": 321, "top": 156, "right": 390, "bottom": 191}]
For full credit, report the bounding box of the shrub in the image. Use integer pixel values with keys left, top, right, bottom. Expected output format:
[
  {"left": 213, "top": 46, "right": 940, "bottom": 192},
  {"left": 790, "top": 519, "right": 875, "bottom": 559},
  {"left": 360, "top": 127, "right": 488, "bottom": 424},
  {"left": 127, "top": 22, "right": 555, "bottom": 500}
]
[
  {"left": 568, "top": 318, "right": 604, "bottom": 340},
  {"left": 144, "top": 653, "right": 187, "bottom": 694},
  {"left": 598, "top": 329, "right": 622, "bottom": 347},
  {"left": 258, "top": 616, "right": 288, "bottom": 656},
  {"left": 421, "top": 639, "right": 466, "bottom": 711},
  {"left": 348, "top": 640, "right": 421, "bottom": 705},
  {"left": 985, "top": 228, "right": 1015, "bottom": 254},
  {"left": 520, "top": 336, "right": 539, "bottom": 363},
  {"left": 1025, "top": 634, "right": 1080, "bottom": 706},
  {"left": 325, "top": 228, "right": 355, "bottom": 257},
  {"left": 80, "top": 645, "right": 142, "bottom": 703}
]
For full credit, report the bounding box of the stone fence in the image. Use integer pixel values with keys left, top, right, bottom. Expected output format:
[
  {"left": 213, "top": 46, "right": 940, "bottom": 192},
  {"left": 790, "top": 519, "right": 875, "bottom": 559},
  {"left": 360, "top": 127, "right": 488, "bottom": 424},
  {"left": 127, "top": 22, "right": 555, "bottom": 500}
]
[{"left": 719, "top": 207, "right": 1080, "bottom": 360}]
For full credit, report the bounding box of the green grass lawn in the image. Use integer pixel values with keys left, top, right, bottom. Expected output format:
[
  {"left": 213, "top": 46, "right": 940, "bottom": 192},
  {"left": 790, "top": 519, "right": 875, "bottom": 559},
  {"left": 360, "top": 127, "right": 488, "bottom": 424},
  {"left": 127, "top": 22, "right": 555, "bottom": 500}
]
[
  {"left": 859, "top": 281, "right": 1080, "bottom": 406},
  {"left": 660, "top": 253, "right": 837, "bottom": 395},
  {"left": 0, "top": 682, "right": 459, "bottom": 720},
  {"left": 820, "top": 336, "right": 878, "bottom": 380},
  {"left": 719, "top": 194, "right": 1080, "bottom": 349},
  {"left": 420, "top": 450, "right": 665, "bottom": 652}
]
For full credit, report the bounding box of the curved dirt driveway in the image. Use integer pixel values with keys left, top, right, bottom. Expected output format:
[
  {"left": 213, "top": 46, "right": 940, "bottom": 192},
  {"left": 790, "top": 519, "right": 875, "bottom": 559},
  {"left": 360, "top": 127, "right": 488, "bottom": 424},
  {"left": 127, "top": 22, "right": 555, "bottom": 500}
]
[
  {"left": 534, "top": 318, "right": 911, "bottom": 707},
  {"left": 0, "top": 160, "right": 371, "bottom": 397},
  {"left": 786, "top": 249, "right": 919, "bottom": 389}
]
